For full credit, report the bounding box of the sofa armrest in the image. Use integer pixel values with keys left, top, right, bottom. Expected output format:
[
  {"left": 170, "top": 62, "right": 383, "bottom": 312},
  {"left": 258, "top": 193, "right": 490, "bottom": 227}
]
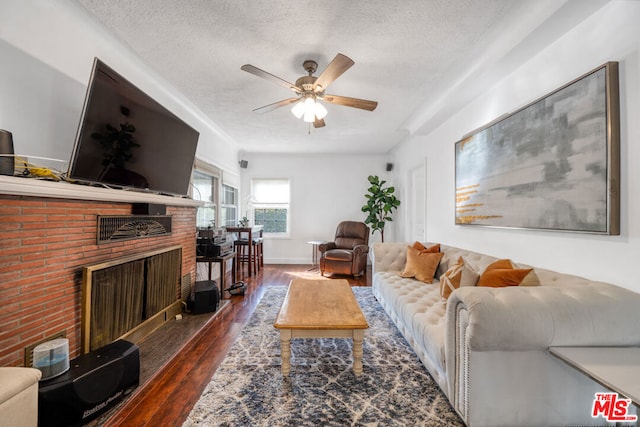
[
  {"left": 445, "top": 283, "right": 640, "bottom": 352},
  {"left": 371, "top": 242, "right": 410, "bottom": 274},
  {"left": 0, "top": 367, "right": 42, "bottom": 427}
]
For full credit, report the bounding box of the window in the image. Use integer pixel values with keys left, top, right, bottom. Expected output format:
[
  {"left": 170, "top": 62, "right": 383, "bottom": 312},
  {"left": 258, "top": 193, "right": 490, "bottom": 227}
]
[
  {"left": 251, "top": 179, "right": 290, "bottom": 235},
  {"left": 220, "top": 184, "right": 238, "bottom": 227},
  {"left": 192, "top": 169, "right": 218, "bottom": 228}
]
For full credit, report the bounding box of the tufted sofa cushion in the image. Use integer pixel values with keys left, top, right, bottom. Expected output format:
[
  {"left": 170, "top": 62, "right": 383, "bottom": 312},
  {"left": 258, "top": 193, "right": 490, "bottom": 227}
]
[{"left": 373, "top": 272, "right": 446, "bottom": 373}]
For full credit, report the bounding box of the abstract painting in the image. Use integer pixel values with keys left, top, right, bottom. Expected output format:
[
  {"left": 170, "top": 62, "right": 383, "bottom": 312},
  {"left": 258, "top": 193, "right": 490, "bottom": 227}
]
[{"left": 455, "top": 62, "right": 619, "bottom": 234}]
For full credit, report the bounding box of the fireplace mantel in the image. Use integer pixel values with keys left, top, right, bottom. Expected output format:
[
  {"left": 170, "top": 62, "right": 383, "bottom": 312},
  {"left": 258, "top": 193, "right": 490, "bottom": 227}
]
[
  {"left": 1, "top": 177, "right": 199, "bottom": 367},
  {"left": 0, "top": 175, "right": 203, "bottom": 207}
]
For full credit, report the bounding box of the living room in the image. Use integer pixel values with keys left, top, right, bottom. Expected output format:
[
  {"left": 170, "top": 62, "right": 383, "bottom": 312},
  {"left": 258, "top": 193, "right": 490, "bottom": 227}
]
[{"left": 2, "top": 0, "right": 640, "bottom": 426}]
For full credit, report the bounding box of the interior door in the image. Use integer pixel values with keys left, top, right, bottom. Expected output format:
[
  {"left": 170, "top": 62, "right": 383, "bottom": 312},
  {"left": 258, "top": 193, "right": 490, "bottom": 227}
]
[{"left": 408, "top": 161, "right": 426, "bottom": 242}]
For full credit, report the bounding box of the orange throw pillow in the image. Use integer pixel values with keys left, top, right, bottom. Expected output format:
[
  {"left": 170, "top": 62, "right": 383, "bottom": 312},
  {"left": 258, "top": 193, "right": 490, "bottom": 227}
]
[
  {"left": 477, "top": 268, "right": 533, "bottom": 287},
  {"left": 483, "top": 259, "right": 514, "bottom": 271},
  {"left": 399, "top": 246, "right": 444, "bottom": 284},
  {"left": 477, "top": 259, "right": 539, "bottom": 287},
  {"left": 411, "top": 242, "right": 440, "bottom": 253},
  {"left": 439, "top": 256, "right": 479, "bottom": 299}
]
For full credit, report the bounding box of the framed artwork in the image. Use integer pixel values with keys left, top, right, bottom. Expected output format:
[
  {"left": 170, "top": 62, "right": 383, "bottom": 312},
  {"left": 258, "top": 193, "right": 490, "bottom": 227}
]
[{"left": 455, "top": 62, "right": 619, "bottom": 234}]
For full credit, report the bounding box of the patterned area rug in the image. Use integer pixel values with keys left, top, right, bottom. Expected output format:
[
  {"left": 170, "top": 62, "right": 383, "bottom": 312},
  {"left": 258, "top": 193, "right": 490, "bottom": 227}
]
[{"left": 184, "top": 286, "right": 463, "bottom": 426}]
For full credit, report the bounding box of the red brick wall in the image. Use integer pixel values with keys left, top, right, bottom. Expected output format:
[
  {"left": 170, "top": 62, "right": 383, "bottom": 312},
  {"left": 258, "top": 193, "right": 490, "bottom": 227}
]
[{"left": 0, "top": 195, "right": 197, "bottom": 367}]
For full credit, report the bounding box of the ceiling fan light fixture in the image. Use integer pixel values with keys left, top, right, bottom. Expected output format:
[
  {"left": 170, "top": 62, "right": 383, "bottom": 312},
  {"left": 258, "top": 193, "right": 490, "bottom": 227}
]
[
  {"left": 298, "top": 96, "right": 318, "bottom": 122},
  {"left": 291, "top": 100, "right": 305, "bottom": 119},
  {"left": 303, "top": 107, "right": 315, "bottom": 123},
  {"left": 314, "top": 101, "right": 328, "bottom": 120},
  {"left": 304, "top": 96, "right": 315, "bottom": 109}
]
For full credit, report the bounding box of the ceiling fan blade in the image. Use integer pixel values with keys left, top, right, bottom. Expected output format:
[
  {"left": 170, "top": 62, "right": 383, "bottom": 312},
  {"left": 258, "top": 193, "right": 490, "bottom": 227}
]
[
  {"left": 322, "top": 94, "right": 378, "bottom": 111},
  {"left": 313, "top": 117, "right": 326, "bottom": 128},
  {"left": 313, "top": 53, "right": 354, "bottom": 92},
  {"left": 241, "top": 64, "right": 301, "bottom": 93},
  {"left": 252, "top": 97, "right": 299, "bottom": 114}
]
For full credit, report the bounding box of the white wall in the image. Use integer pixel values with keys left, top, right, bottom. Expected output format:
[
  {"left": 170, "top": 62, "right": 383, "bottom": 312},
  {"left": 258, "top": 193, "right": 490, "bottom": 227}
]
[
  {"left": 0, "top": 0, "right": 239, "bottom": 176},
  {"left": 391, "top": 1, "right": 640, "bottom": 293},
  {"left": 239, "top": 152, "right": 390, "bottom": 263},
  {"left": 0, "top": 1, "right": 395, "bottom": 267}
]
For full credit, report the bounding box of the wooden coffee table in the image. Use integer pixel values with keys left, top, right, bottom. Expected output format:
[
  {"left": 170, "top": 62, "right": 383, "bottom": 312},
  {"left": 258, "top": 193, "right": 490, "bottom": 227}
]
[{"left": 274, "top": 279, "right": 369, "bottom": 375}]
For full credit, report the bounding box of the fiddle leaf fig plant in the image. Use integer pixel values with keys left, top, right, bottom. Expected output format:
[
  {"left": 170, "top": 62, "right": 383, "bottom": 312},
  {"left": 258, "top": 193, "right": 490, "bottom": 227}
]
[{"left": 361, "top": 175, "right": 401, "bottom": 242}]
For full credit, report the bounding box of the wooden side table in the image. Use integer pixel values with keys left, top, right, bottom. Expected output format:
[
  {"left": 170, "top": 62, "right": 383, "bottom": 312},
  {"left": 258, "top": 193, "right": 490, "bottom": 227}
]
[{"left": 196, "top": 252, "right": 236, "bottom": 299}]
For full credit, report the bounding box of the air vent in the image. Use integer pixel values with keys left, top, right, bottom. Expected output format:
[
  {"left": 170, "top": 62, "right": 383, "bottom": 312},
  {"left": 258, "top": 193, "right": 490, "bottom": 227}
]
[{"left": 97, "top": 215, "right": 172, "bottom": 244}]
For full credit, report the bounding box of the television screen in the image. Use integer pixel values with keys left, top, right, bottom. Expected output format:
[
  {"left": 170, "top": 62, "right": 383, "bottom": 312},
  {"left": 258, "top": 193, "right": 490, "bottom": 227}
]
[{"left": 68, "top": 58, "right": 199, "bottom": 196}]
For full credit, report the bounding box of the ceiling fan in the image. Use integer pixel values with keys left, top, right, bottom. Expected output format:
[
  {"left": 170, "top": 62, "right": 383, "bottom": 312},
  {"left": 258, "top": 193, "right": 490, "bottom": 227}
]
[{"left": 241, "top": 53, "right": 378, "bottom": 128}]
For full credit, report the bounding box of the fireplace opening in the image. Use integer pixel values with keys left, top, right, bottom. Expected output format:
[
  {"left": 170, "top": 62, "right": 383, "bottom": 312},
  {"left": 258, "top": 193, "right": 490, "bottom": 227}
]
[{"left": 81, "top": 245, "right": 183, "bottom": 353}]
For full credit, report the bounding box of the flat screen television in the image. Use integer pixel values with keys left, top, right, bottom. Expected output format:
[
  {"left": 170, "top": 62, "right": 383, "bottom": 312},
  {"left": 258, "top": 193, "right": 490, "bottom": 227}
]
[{"left": 68, "top": 58, "right": 199, "bottom": 196}]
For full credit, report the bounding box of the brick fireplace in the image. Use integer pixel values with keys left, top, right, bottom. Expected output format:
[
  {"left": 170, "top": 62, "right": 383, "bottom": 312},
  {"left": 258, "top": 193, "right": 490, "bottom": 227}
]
[{"left": 0, "top": 181, "right": 198, "bottom": 368}]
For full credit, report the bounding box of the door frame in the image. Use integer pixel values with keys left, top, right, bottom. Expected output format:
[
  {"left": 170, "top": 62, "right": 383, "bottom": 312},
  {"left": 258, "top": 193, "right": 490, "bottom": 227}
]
[{"left": 406, "top": 158, "right": 427, "bottom": 242}]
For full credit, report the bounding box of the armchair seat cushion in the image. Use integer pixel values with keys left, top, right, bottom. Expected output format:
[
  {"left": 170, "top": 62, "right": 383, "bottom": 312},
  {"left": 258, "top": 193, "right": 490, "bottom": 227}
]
[{"left": 324, "top": 249, "right": 354, "bottom": 262}]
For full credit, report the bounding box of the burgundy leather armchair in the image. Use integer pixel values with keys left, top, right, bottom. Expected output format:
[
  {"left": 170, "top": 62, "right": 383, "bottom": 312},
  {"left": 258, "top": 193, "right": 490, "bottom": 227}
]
[{"left": 319, "top": 221, "right": 370, "bottom": 277}]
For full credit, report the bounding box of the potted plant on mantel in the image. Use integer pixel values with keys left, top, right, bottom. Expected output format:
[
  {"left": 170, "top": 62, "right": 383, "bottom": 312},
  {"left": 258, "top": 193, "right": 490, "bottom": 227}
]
[
  {"left": 91, "top": 106, "right": 141, "bottom": 183},
  {"left": 361, "top": 175, "right": 401, "bottom": 242}
]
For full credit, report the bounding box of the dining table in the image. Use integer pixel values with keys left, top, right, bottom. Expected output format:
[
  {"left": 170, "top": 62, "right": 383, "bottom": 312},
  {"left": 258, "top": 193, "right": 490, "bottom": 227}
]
[{"left": 225, "top": 225, "right": 264, "bottom": 276}]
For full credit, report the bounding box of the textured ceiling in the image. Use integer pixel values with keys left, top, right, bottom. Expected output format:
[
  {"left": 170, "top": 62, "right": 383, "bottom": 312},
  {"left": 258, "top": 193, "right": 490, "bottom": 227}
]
[{"left": 73, "top": 0, "right": 564, "bottom": 154}]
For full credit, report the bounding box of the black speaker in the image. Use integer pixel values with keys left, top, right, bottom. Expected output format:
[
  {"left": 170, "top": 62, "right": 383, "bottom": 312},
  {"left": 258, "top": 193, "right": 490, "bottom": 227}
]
[
  {"left": 132, "top": 203, "right": 166, "bottom": 215},
  {"left": 386, "top": 162, "right": 393, "bottom": 172},
  {"left": 0, "top": 129, "right": 14, "bottom": 176},
  {"left": 192, "top": 280, "right": 219, "bottom": 314},
  {"left": 239, "top": 160, "right": 248, "bottom": 169},
  {"left": 38, "top": 340, "right": 140, "bottom": 427}
]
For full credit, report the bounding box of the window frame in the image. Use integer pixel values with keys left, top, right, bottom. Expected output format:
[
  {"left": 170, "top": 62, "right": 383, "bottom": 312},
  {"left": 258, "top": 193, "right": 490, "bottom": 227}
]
[
  {"left": 250, "top": 178, "right": 291, "bottom": 238},
  {"left": 220, "top": 184, "right": 239, "bottom": 228},
  {"left": 192, "top": 159, "right": 222, "bottom": 229}
]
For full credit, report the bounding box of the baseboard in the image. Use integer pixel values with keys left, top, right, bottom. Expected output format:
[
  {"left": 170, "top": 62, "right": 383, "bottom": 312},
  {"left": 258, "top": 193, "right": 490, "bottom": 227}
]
[
  {"left": 262, "top": 257, "right": 372, "bottom": 265},
  {"left": 263, "top": 257, "right": 308, "bottom": 264}
]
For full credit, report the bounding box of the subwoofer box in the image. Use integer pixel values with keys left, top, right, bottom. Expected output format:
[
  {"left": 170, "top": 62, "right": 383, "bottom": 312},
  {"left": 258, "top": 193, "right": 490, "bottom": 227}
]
[
  {"left": 38, "top": 339, "right": 140, "bottom": 427},
  {"left": 192, "top": 280, "right": 219, "bottom": 314}
]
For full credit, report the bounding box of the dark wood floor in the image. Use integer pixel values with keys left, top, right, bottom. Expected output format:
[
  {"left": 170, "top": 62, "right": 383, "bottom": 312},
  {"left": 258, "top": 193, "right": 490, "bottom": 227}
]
[{"left": 102, "top": 264, "right": 371, "bottom": 427}]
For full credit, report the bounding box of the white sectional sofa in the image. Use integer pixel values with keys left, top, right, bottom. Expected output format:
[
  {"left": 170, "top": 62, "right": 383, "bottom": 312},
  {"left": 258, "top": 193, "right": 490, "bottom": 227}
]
[{"left": 371, "top": 242, "right": 640, "bottom": 426}]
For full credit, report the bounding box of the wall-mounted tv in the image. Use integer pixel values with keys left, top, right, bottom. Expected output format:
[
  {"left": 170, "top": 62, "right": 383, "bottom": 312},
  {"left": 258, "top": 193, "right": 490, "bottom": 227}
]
[{"left": 68, "top": 58, "right": 199, "bottom": 196}]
